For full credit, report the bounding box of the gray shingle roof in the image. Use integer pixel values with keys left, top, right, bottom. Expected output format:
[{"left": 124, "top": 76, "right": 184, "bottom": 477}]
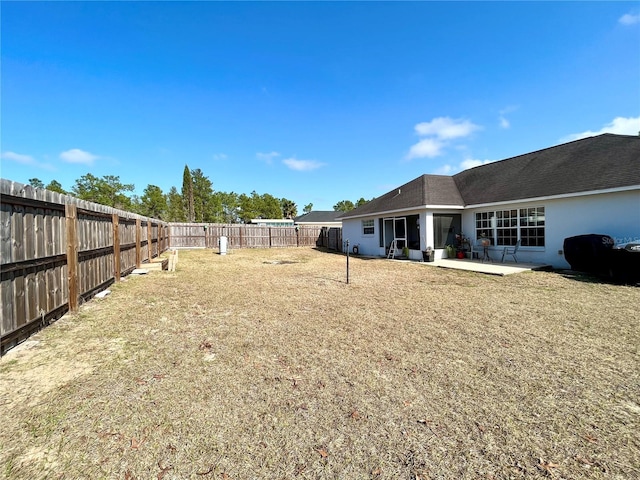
[
  {"left": 340, "top": 134, "right": 640, "bottom": 219},
  {"left": 454, "top": 133, "right": 640, "bottom": 205},
  {"left": 294, "top": 211, "right": 342, "bottom": 223},
  {"left": 338, "top": 174, "right": 464, "bottom": 218}
]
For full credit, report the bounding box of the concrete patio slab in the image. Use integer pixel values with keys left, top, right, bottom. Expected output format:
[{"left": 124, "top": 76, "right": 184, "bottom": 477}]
[{"left": 424, "top": 258, "right": 553, "bottom": 276}]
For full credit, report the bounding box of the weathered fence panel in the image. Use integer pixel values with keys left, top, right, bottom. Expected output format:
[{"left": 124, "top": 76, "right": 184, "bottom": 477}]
[
  {"left": 170, "top": 223, "right": 207, "bottom": 248},
  {"left": 167, "top": 223, "right": 341, "bottom": 251},
  {"left": 0, "top": 179, "right": 169, "bottom": 354},
  {"left": 318, "top": 226, "right": 343, "bottom": 251},
  {"left": 240, "top": 225, "right": 270, "bottom": 248}
]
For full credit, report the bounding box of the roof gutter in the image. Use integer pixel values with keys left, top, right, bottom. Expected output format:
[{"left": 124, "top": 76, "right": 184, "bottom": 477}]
[{"left": 339, "top": 204, "right": 464, "bottom": 220}]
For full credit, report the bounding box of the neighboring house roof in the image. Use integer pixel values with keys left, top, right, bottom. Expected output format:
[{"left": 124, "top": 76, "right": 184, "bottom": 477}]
[
  {"left": 294, "top": 211, "right": 342, "bottom": 223},
  {"left": 340, "top": 134, "right": 640, "bottom": 219}
]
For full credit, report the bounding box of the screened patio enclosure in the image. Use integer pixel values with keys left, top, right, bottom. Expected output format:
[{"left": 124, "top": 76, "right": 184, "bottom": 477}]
[{"left": 380, "top": 215, "right": 420, "bottom": 253}]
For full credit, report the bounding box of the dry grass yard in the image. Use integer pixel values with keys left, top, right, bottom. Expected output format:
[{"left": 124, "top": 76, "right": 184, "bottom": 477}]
[{"left": 1, "top": 248, "right": 639, "bottom": 480}]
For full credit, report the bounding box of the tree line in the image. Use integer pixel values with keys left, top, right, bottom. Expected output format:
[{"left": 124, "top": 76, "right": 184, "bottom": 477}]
[{"left": 27, "top": 166, "right": 371, "bottom": 222}]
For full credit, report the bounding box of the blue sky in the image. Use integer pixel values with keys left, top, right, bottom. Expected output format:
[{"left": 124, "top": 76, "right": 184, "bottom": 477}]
[{"left": 2, "top": 1, "right": 639, "bottom": 211}]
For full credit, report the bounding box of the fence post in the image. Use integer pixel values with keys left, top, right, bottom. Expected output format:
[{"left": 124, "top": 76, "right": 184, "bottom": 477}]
[
  {"left": 65, "top": 203, "right": 79, "bottom": 312},
  {"left": 269, "top": 227, "right": 272, "bottom": 248},
  {"left": 136, "top": 218, "right": 141, "bottom": 268},
  {"left": 112, "top": 214, "right": 121, "bottom": 281},
  {"left": 147, "top": 220, "right": 152, "bottom": 259}
]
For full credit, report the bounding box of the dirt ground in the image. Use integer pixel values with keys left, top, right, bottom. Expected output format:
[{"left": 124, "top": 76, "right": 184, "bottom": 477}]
[{"left": 1, "top": 247, "right": 639, "bottom": 479}]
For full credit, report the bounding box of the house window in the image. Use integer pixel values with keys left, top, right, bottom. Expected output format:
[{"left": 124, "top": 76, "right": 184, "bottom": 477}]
[
  {"left": 496, "top": 209, "right": 518, "bottom": 246},
  {"left": 519, "top": 207, "right": 545, "bottom": 246},
  {"left": 475, "top": 207, "right": 545, "bottom": 247},
  {"left": 362, "top": 219, "right": 375, "bottom": 235},
  {"left": 475, "top": 212, "right": 494, "bottom": 244}
]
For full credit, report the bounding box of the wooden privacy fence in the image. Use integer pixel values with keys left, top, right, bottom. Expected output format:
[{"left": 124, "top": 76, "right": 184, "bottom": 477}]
[
  {"left": 169, "top": 223, "right": 343, "bottom": 251},
  {"left": 0, "top": 179, "right": 169, "bottom": 354}
]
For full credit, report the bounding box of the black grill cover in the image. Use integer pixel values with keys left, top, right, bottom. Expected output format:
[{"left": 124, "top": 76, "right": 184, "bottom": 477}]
[{"left": 563, "top": 234, "right": 614, "bottom": 273}]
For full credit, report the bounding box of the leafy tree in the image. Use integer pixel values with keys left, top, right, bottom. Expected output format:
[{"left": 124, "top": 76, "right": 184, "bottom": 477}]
[
  {"left": 45, "top": 180, "right": 67, "bottom": 194},
  {"left": 280, "top": 198, "right": 298, "bottom": 219},
  {"left": 259, "top": 192, "right": 283, "bottom": 219},
  {"left": 182, "top": 165, "right": 195, "bottom": 222},
  {"left": 30, "top": 178, "right": 68, "bottom": 194},
  {"left": 191, "top": 168, "right": 215, "bottom": 222},
  {"left": 208, "top": 193, "right": 223, "bottom": 223},
  {"left": 166, "top": 186, "right": 186, "bottom": 222},
  {"left": 356, "top": 197, "right": 368, "bottom": 208},
  {"left": 213, "top": 191, "right": 239, "bottom": 223},
  {"left": 238, "top": 191, "right": 283, "bottom": 223},
  {"left": 128, "top": 195, "right": 143, "bottom": 215},
  {"left": 303, "top": 203, "right": 313, "bottom": 214},
  {"left": 238, "top": 193, "right": 256, "bottom": 223},
  {"left": 333, "top": 200, "right": 355, "bottom": 212},
  {"left": 140, "top": 184, "right": 167, "bottom": 219},
  {"left": 71, "top": 173, "right": 134, "bottom": 209}
]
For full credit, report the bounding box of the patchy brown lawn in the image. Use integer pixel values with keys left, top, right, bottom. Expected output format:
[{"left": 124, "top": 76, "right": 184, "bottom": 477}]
[{"left": 1, "top": 248, "right": 639, "bottom": 479}]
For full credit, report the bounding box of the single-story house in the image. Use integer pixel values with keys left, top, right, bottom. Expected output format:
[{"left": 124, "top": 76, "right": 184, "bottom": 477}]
[
  {"left": 339, "top": 133, "right": 640, "bottom": 268},
  {"left": 294, "top": 211, "right": 343, "bottom": 227}
]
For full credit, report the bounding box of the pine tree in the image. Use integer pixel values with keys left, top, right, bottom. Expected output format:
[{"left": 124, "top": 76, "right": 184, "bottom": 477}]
[{"left": 182, "top": 165, "right": 195, "bottom": 222}]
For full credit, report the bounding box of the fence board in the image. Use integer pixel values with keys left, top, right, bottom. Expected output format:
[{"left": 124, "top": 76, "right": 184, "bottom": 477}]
[
  {"left": 11, "top": 204, "right": 25, "bottom": 263},
  {"left": 1, "top": 272, "right": 14, "bottom": 335},
  {"left": 14, "top": 274, "right": 25, "bottom": 328},
  {"left": 25, "top": 268, "right": 37, "bottom": 324},
  {"left": 0, "top": 202, "right": 11, "bottom": 264},
  {"left": 24, "top": 206, "right": 35, "bottom": 263}
]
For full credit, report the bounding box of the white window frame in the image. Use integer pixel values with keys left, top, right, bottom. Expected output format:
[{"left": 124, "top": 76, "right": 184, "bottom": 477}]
[
  {"left": 475, "top": 206, "right": 545, "bottom": 247},
  {"left": 361, "top": 219, "right": 375, "bottom": 236}
]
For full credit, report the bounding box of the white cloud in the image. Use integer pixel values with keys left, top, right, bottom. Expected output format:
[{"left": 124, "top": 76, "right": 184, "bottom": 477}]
[
  {"left": 498, "top": 105, "right": 518, "bottom": 129},
  {"left": 256, "top": 151, "right": 280, "bottom": 164},
  {"left": 60, "top": 148, "right": 98, "bottom": 165},
  {"left": 460, "top": 158, "right": 495, "bottom": 170},
  {"left": 1, "top": 151, "right": 55, "bottom": 171},
  {"left": 619, "top": 13, "right": 640, "bottom": 25},
  {"left": 213, "top": 153, "right": 228, "bottom": 161},
  {"left": 561, "top": 116, "right": 640, "bottom": 142},
  {"left": 414, "top": 117, "right": 480, "bottom": 140},
  {"left": 434, "top": 164, "right": 453, "bottom": 175},
  {"left": 407, "top": 116, "right": 481, "bottom": 160},
  {"left": 1, "top": 151, "right": 36, "bottom": 164},
  {"left": 407, "top": 138, "right": 445, "bottom": 159},
  {"left": 282, "top": 157, "right": 326, "bottom": 172}
]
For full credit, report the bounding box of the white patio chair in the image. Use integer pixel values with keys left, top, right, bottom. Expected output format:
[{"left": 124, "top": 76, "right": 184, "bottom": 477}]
[
  {"left": 469, "top": 240, "right": 481, "bottom": 260},
  {"left": 501, "top": 239, "right": 521, "bottom": 263}
]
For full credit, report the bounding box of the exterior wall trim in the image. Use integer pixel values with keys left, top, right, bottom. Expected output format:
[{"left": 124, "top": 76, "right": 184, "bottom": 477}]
[
  {"left": 340, "top": 204, "right": 464, "bottom": 221},
  {"left": 466, "top": 185, "right": 640, "bottom": 209}
]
